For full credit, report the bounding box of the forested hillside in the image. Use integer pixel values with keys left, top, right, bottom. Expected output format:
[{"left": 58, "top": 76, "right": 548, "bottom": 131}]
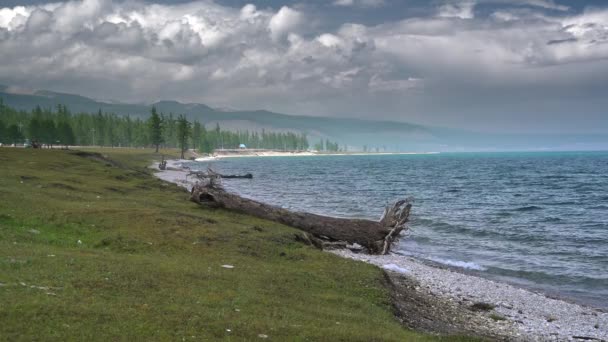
[
  {"left": 2, "top": 87, "right": 607, "bottom": 151},
  {"left": 0, "top": 87, "right": 429, "bottom": 150},
  {"left": 0, "top": 101, "right": 337, "bottom": 152}
]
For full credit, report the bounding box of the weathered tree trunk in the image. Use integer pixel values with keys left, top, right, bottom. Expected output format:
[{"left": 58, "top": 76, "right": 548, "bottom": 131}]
[
  {"left": 188, "top": 170, "right": 253, "bottom": 179},
  {"left": 159, "top": 156, "right": 167, "bottom": 170},
  {"left": 190, "top": 181, "right": 411, "bottom": 254}
]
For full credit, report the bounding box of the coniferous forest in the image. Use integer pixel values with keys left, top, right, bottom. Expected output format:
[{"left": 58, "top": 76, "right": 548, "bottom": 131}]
[{"left": 0, "top": 100, "right": 336, "bottom": 153}]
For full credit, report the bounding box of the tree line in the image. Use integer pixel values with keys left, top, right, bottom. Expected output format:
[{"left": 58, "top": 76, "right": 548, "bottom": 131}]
[
  {"left": 0, "top": 100, "right": 320, "bottom": 154},
  {"left": 313, "top": 139, "right": 342, "bottom": 152}
]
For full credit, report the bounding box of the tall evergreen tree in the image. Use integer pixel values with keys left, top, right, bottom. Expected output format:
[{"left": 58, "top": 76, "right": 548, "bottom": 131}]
[
  {"left": 147, "top": 106, "right": 163, "bottom": 153},
  {"left": 28, "top": 117, "right": 42, "bottom": 142},
  {"left": 0, "top": 119, "right": 6, "bottom": 144},
  {"left": 7, "top": 124, "right": 23, "bottom": 144},
  {"left": 176, "top": 114, "right": 191, "bottom": 159},
  {"left": 122, "top": 115, "right": 133, "bottom": 147},
  {"left": 41, "top": 119, "right": 57, "bottom": 147},
  {"left": 94, "top": 109, "right": 105, "bottom": 146},
  {"left": 57, "top": 121, "right": 75, "bottom": 147},
  {"left": 198, "top": 125, "right": 212, "bottom": 153},
  {"left": 104, "top": 113, "right": 117, "bottom": 147},
  {"left": 191, "top": 121, "right": 201, "bottom": 149}
]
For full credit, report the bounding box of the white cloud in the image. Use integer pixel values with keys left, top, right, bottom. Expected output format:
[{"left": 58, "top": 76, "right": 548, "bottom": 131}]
[
  {"left": 240, "top": 4, "right": 261, "bottom": 21},
  {"left": 268, "top": 6, "right": 302, "bottom": 41},
  {"left": 437, "top": 0, "right": 568, "bottom": 21},
  {"left": 472, "top": 0, "right": 568, "bottom": 12},
  {"left": 491, "top": 10, "right": 519, "bottom": 22},
  {"left": 0, "top": 0, "right": 606, "bottom": 132},
  {"left": 317, "top": 33, "right": 342, "bottom": 48},
  {"left": 0, "top": 6, "right": 30, "bottom": 30},
  {"left": 437, "top": 1, "right": 476, "bottom": 19},
  {"left": 509, "top": 0, "right": 568, "bottom": 12},
  {"left": 25, "top": 8, "right": 52, "bottom": 32},
  {"left": 369, "top": 75, "right": 422, "bottom": 93},
  {"left": 333, "top": 0, "right": 386, "bottom": 8},
  {"left": 333, "top": 0, "right": 354, "bottom": 6}
]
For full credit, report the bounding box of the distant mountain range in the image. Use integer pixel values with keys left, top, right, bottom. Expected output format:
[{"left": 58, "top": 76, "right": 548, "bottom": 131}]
[{"left": 1, "top": 85, "right": 607, "bottom": 151}]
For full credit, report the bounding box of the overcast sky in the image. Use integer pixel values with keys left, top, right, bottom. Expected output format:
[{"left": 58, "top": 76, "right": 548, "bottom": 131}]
[{"left": 0, "top": 0, "right": 607, "bottom": 133}]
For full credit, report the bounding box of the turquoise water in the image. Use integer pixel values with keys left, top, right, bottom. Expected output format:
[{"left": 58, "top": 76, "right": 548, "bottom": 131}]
[{"left": 188, "top": 152, "right": 608, "bottom": 309}]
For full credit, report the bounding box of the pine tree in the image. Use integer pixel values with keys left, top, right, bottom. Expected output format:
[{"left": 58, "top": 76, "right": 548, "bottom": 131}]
[
  {"left": 199, "top": 125, "right": 213, "bottom": 153},
  {"left": 41, "top": 119, "right": 57, "bottom": 147},
  {"left": 95, "top": 109, "right": 105, "bottom": 146},
  {"left": 192, "top": 121, "right": 201, "bottom": 149},
  {"left": 7, "top": 124, "right": 23, "bottom": 144},
  {"left": 176, "top": 114, "right": 191, "bottom": 159},
  {"left": 57, "top": 121, "right": 75, "bottom": 147},
  {"left": 0, "top": 119, "right": 6, "bottom": 144},
  {"left": 104, "top": 113, "right": 117, "bottom": 147},
  {"left": 214, "top": 123, "right": 222, "bottom": 149},
  {"left": 148, "top": 106, "right": 163, "bottom": 153},
  {"left": 28, "top": 117, "right": 42, "bottom": 143}
]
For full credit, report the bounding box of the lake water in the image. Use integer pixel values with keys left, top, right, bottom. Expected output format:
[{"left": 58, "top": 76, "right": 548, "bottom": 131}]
[{"left": 187, "top": 152, "right": 608, "bottom": 309}]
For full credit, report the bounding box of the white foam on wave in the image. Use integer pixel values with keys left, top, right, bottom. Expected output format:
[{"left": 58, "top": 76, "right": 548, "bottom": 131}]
[
  {"left": 195, "top": 157, "right": 217, "bottom": 162},
  {"left": 382, "top": 264, "right": 410, "bottom": 274},
  {"left": 429, "top": 257, "right": 487, "bottom": 271},
  {"left": 394, "top": 248, "right": 488, "bottom": 271}
]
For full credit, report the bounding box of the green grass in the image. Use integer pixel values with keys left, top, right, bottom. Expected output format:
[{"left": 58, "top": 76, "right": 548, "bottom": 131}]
[{"left": 0, "top": 148, "right": 473, "bottom": 341}]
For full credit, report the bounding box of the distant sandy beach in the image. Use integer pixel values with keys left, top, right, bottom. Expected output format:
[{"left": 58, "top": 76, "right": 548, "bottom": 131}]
[{"left": 195, "top": 151, "right": 440, "bottom": 162}]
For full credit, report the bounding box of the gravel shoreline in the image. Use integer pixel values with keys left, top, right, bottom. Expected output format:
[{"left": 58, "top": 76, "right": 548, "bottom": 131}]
[
  {"left": 154, "top": 160, "right": 608, "bottom": 341},
  {"left": 330, "top": 250, "right": 608, "bottom": 341},
  {"left": 153, "top": 159, "right": 195, "bottom": 190}
]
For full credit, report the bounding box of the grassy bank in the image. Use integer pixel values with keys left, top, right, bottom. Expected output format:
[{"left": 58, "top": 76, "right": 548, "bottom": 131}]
[{"left": 0, "top": 148, "right": 465, "bottom": 341}]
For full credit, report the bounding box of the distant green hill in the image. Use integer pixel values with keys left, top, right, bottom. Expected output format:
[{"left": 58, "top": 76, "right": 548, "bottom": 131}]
[
  {"left": 1, "top": 86, "right": 607, "bottom": 151},
  {"left": 0, "top": 87, "right": 154, "bottom": 118},
  {"left": 0, "top": 87, "right": 438, "bottom": 150}
]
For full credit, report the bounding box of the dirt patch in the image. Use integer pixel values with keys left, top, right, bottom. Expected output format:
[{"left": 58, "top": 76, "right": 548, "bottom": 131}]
[
  {"left": 95, "top": 235, "right": 152, "bottom": 253},
  {"left": 19, "top": 175, "right": 40, "bottom": 181},
  {"left": 50, "top": 183, "right": 77, "bottom": 191}
]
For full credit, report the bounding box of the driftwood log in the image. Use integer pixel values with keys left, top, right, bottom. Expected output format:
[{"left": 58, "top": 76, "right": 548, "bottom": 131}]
[
  {"left": 188, "top": 169, "right": 253, "bottom": 180},
  {"left": 190, "top": 179, "right": 411, "bottom": 254}
]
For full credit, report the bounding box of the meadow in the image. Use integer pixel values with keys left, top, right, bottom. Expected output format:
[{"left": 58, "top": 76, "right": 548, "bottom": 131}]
[{"left": 0, "top": 148, "right": 472, "bottom": 341}]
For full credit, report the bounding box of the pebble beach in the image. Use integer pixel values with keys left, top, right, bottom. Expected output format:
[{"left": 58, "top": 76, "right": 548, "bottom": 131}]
[{"left": 331, "top": 249, "right": 608, "bottom": 341}]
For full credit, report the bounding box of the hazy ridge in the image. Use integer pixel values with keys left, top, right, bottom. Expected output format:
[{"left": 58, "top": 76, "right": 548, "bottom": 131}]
[{"left": 1, "top": 86, "right": 606, "bottom": 151}]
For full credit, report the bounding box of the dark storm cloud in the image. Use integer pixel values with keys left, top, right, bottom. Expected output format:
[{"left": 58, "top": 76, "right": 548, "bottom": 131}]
[{"left": 0, "top": 0, "right": 607, "bottom": 133}]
